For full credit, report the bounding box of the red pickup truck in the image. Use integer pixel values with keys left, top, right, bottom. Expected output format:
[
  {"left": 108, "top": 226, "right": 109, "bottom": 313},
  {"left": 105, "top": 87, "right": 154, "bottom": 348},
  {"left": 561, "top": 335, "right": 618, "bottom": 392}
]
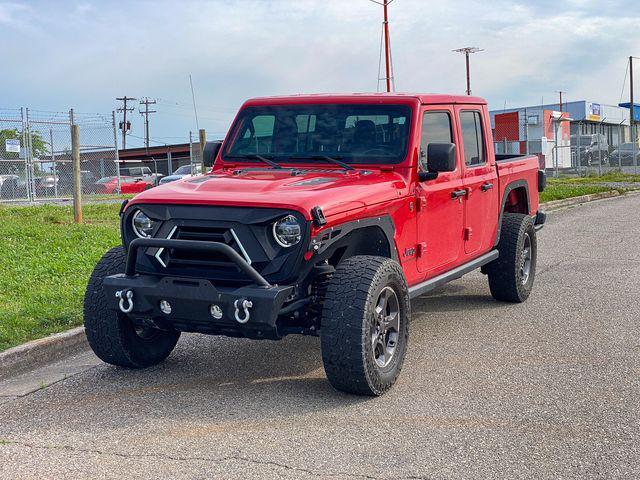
[{"left": 84, "top": 93, "right": 545, "bottom": 396}]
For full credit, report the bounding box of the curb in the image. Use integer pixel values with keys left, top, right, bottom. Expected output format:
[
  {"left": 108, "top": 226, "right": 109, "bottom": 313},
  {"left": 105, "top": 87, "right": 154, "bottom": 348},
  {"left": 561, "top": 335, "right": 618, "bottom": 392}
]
[
  {"left": 0, "top": 327, "right": 88, "bottom": 380},
  {"left": 540, "top": 189, "right": 625, "bottom": 211}
]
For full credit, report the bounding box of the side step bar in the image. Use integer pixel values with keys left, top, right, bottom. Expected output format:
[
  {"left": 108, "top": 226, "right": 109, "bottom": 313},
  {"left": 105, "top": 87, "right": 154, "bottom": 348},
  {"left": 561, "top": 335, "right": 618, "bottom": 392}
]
[{"left": 408, "top": 250, "right": 499, "bottom": 299}]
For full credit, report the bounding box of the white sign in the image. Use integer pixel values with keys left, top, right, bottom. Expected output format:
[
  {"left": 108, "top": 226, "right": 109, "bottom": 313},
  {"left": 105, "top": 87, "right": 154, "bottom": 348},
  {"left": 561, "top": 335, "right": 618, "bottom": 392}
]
[{"left": 5, "top": 139, "right": 20, "bottom": 153}]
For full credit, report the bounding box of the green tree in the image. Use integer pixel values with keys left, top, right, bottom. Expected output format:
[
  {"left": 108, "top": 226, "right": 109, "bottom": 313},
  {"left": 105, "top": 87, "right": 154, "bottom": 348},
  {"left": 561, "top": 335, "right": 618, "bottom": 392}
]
[{"left": 0, "top": 129, "right": 48, "bottom": 159}]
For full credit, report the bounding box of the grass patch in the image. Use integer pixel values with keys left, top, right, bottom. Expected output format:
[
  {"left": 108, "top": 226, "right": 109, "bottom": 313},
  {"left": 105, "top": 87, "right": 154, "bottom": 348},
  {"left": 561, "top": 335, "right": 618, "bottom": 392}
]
[
  {"left": 0, "top": 203, "right": 121, "bottom": 351},
  {"left": 552, "top": 171, "right": 640, "bottom": 184},
  {"left": 0, "top": 176, "right": 633, "bottom": 352},
  {"left": 540, "top": 184, "right": 625, "bottom": 202}
]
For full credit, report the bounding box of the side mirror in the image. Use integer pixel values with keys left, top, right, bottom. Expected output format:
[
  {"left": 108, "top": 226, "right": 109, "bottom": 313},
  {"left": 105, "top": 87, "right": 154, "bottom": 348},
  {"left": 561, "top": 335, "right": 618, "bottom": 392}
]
[
  {"left": 203, "top": 141, "right": 223, "bottom": 168},
  {"left": 419, "top": 143, "right": 456, "bottom": 182},
  {"left": 427, "top": 143, "right": 457, "bottom": 172}
]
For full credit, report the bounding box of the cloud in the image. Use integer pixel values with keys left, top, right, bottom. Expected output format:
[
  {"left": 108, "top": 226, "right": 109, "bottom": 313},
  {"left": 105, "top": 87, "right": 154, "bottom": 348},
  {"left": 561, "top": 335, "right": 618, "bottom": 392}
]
[{"left": 1, "top": 0, "right": 638, "bottom": 143}]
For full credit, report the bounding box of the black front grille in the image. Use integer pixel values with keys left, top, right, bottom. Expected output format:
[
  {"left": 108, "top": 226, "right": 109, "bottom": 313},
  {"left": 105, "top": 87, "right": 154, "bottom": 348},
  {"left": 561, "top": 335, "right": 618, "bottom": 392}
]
[
  {"left": 167, "top": 226, "right": 246, "bottom": 272},
  {"left": 125, "top": 204, "right": 308, "bottom": 286}
]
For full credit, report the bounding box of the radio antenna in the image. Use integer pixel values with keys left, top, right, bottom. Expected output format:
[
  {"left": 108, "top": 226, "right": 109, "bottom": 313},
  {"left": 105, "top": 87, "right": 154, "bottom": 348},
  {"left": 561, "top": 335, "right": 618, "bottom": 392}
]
[{"left": 189, "top": 74, "right": 200, "bottom": 130}]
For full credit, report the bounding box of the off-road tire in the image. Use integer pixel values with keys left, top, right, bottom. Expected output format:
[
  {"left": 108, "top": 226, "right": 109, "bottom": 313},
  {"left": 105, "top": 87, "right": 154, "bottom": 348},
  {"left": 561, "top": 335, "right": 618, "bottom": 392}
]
[
  {"left": 320, "top": 256, "right": 410, "bottom": 396},
  {"left": 83, "top": 247, "right": 180, "bottom": 368},
  {"left": 486, "top": 213, "right": 537, "bottom": 303}
]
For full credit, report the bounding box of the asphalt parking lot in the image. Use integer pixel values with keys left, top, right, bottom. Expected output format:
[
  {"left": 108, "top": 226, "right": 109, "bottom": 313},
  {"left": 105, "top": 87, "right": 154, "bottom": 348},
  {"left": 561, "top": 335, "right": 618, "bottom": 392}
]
[{"left": 1, "top": 194, "right": 639, "bottom": 479}]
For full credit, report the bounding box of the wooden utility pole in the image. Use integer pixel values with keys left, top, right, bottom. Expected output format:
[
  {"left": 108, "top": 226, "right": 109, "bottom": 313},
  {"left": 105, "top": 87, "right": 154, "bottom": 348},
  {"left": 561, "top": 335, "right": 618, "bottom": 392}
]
[
  {"left": 116, "top": 96, "right": 135, "bottom": 149},
  {"left": 71, "top": 124, "right": 82, "bottom": 223},
  {"left": 198, "top": 129, "right": 206, "bottom": 160},
  {"left": 139, "top": 97, "right": 157, "bottom": 149}
]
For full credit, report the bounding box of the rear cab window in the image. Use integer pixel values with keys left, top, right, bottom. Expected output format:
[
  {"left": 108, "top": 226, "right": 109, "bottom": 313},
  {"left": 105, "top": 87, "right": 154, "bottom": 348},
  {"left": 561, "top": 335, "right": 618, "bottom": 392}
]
[{"left": 459, "top": 110, "right": 486, "bottom": 167}]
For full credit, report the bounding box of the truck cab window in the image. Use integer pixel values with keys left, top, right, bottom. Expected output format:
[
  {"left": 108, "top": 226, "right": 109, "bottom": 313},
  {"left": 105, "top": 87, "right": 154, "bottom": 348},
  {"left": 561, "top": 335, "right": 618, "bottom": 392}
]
[
  {"left": 420, "top": 112, "right": 453, "bottom": 171},
  {"left": 460, "top": 111, "right": 485, "bottom": 167},
  {"left": 224, "top": 104, "right": 411, "bottom": 164}
]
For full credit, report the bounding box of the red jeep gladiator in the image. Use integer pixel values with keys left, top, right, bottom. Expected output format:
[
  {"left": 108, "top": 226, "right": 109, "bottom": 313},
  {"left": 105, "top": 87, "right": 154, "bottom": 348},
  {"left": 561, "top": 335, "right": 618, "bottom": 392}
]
[{"left": 84, "top": 94, "right": 546, "bottom": 396}]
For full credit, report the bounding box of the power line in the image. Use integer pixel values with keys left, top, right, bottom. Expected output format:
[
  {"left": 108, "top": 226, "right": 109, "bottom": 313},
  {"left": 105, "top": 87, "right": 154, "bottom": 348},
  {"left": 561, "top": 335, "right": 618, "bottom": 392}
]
[{"left": 116, "top": 96, "right": 136, "bottom": 149}]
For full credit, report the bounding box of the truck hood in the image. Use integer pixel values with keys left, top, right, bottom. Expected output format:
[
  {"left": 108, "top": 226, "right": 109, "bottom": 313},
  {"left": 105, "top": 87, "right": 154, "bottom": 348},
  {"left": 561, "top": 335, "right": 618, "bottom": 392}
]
[{"left": 128, "top": 168, "right": 408, "bottom": 220}]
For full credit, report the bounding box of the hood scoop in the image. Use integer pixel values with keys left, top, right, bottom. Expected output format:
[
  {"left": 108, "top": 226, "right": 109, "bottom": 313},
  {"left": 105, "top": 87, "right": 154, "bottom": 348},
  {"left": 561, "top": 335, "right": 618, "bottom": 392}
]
[{"left": 287, "top": 177, "right": 335, "bottom": 186}]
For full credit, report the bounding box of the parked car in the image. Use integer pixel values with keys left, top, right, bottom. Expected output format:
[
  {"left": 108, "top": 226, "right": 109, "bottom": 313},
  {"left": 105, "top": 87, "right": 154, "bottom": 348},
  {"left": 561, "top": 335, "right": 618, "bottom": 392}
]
[
  {"left": 571, "top": 134, "right": 610, "bottom": 166},
  {"left": 84, "top": 93, "right": 545, "bottom": 397},
  {"left": 0, "top": 175, "right": 25, "bottom": 199},
  {"left": 34, "top": 174, "right": 59, "bottom": 196},
  {"left": 93, "top": 176, "right": 155, "bottom": 194},
  {"left": 610, "top": 142, "right": 640, "bottom": 166},
  {"left": 159, "top": 164, "right": 203, "bottom": 185},
  {"left": 119, "top": 166, "right": 163, "bottom": 186},
  {"left": 34, "top": 170, "right": 97, "bottom": 196}
]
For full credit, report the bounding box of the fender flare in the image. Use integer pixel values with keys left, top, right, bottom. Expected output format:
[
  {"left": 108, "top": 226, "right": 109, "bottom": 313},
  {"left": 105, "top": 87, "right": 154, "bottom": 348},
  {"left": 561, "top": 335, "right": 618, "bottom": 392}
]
[
  {"left": 494, "top": 180, "right": 530, "bottom": 246},
  {"left": 310, "top": 215, "right": 399, "bottom": 263}
]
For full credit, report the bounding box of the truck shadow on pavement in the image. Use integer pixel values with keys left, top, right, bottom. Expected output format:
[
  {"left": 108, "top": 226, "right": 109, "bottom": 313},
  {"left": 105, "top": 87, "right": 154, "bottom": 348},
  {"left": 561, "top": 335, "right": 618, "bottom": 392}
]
[{"left": 0, "top": 285, "right": 506, "bottom": 436}]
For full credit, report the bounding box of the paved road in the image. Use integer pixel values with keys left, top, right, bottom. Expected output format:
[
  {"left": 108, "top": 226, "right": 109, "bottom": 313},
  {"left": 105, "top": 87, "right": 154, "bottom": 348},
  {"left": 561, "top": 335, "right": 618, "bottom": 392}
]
[{"left": 1, "top": 195, "right": 639, "bottom": 479}]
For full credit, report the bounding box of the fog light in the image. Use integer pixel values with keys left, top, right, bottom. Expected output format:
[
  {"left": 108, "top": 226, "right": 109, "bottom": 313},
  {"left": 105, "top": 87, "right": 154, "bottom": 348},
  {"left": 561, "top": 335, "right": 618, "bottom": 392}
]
[
  {"left": 159, "top": 300, "right": 172, "bottom": 315},
  {"left": 210, "top": 304, "right": 223, "bottom": 319}
]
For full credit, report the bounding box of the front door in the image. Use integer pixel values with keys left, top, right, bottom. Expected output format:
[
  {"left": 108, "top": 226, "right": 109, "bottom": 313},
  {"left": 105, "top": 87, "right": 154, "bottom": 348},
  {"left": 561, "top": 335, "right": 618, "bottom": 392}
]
[
  {"left": 456, "top": 107, "right": 498, "bottom": 255},
  {"left": 416, "top": 107, "right": 464, "bottom": 274}
]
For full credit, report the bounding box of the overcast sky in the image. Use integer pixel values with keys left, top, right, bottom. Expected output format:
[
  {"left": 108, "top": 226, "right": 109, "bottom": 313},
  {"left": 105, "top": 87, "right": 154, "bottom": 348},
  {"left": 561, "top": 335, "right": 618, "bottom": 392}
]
[{"left": 1, "top": 0, "right": 638, "bottom": 147}]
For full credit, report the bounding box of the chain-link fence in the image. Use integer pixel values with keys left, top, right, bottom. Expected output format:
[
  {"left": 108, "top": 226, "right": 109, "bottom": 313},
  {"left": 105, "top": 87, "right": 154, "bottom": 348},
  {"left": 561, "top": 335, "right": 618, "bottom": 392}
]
[
  {"left": 0, "top": 108, "right": 119, "bottom": 202},
  {"left": 493, "top": 109, "right": 639, "bottom": 177},
  {"left": 1, "top": 108, "right": 203, "bottom": 203}
]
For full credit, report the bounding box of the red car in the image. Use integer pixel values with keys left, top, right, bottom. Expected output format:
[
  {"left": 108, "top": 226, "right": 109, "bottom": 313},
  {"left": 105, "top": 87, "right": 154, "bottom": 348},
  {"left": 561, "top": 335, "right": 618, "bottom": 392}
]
[
  {"left": 85, "top": 93, "right": 545, "bottom": 396},
  {"left": 93, "top": 176, "right": 154, "bottom": 194}
]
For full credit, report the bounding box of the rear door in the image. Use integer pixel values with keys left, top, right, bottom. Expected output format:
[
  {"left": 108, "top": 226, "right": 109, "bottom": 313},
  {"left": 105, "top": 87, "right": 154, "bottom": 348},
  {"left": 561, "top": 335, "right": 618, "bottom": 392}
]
[
  {"left": 416, "top": 106, "right": 464, "bottom": 274},
  {"left": 456, "top": 107, "right": 498, "bottom": 255}
]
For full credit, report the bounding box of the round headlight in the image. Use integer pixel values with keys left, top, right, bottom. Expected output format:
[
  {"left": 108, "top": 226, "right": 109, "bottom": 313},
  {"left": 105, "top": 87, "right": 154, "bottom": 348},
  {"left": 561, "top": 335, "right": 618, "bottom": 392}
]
[
  {"left": 131, "top": 210, "right": 157, "bottom": 238},
  {"left": 273, "top": 215, "right": 302, "bottom": 248}
]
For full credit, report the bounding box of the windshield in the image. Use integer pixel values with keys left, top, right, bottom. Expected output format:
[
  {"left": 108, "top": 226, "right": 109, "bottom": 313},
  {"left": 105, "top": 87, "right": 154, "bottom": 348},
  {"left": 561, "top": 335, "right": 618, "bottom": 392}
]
[
  {"left": 223, "top": 104, "right": 412, "bottom": 164},
  {"left": 96, "top": 177, "right": 114, "bottom": 183}
]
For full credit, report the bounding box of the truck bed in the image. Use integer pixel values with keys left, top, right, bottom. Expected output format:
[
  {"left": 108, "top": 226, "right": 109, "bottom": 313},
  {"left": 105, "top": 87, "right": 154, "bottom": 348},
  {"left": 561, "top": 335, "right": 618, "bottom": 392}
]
[{"left": 496, "top": 153, "right": 541, "bottom": 216}]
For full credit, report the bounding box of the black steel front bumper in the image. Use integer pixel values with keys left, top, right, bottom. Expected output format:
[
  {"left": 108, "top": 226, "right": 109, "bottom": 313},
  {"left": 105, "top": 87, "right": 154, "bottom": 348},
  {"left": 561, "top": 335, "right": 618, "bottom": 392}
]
[{"left": 104, "top": 238, "right": 294, "bottom": 339}]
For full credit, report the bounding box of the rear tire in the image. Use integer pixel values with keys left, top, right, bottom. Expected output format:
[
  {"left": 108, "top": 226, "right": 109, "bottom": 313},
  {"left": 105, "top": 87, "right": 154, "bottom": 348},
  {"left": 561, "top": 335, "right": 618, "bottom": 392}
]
[
  {"left": 83, "top": 247, "right": 180, "bottom": 368},
  {"left": 486, "top": 213, "right": 537, "bottom": 303},
  {"left": 320, "top": 256, "right": 410, "bottom": 396}
]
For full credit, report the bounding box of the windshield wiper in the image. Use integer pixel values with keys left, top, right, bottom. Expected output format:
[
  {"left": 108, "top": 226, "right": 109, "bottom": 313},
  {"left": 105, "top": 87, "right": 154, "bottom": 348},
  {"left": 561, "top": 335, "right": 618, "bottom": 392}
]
[
  {"left": 226, "top": 154, "right": 282, "bottom": 169},
  {"left": 289, "top": 154, "right": 354, "bottom": 171}
]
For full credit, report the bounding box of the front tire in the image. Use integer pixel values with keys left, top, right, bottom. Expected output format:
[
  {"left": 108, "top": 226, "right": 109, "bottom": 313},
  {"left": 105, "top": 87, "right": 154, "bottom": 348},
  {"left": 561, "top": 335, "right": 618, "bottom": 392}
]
[
  {"left": 486, "top": 213, "right": 537, "bottom": 303},
  {"left": 83, "top": 247, "right": 180, "bottom": 368},
  {"left": 320, "top": 256, "right": 410, "bottom": 396}
]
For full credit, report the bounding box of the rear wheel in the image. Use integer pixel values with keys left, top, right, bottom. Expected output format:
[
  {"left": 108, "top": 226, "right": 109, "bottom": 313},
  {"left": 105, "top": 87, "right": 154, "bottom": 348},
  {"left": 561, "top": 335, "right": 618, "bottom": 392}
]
[
  {"left": 320, "top": 256, "right": 410, "bottom": 396},
  {"left": 83, "top": 247, "right": 180, "bottom": 368},
  {"left": 486, "top": 213, "right": 537, "bottom": 303}
]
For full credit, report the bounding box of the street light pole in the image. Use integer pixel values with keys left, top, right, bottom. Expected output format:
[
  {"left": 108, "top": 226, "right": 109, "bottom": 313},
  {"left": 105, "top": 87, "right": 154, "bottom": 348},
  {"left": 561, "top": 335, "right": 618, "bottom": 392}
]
[
  {"left": 630, "top": 56, "right": 637, "bottom": 174},
  {"left": 453, "top": 47, "right": 483, "bottom": 95}
]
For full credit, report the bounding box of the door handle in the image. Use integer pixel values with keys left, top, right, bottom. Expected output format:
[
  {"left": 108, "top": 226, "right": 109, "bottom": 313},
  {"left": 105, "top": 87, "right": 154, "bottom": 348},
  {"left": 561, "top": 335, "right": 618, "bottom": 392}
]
[
  {"left": 481, "top": 182, "right": 494, "bottom": 192},
  {"left": 451, "top": 189, "right": 467, "bottom": 199}
]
